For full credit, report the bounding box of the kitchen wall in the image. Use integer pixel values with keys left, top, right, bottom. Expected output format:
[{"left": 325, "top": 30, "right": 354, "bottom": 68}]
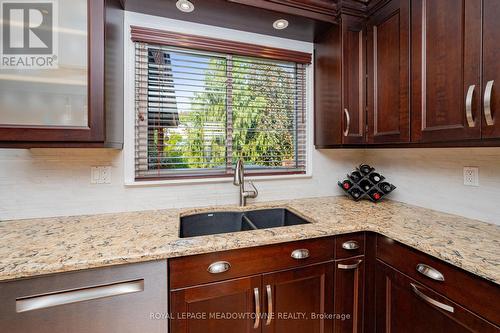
[
  {"left": 0, "top": 148, "right": 363, "bottom": 220},
  {"left": 364, "top": 148, "right": 500, "bottom": 224},
  {"left": 1, "top": 147, "right": 499, "bottom": 224},
  {"left": 1, "top": 148, "right": 499, "bottom": 224}
]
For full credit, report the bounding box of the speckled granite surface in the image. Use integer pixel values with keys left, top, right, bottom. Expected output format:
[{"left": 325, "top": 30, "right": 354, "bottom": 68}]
[{"left": 0, "top": 196, "right": 499, "bottom": 284}]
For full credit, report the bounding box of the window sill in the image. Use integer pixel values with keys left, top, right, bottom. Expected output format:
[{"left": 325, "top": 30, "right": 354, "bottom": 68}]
[{"left": 124, "top": 172, "right": 312, "bottom": 187}]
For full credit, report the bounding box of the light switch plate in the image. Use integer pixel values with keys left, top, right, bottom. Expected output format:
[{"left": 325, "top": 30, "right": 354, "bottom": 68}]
[{"left": 463, "top": 167, "right": 479, "bottom": 186}]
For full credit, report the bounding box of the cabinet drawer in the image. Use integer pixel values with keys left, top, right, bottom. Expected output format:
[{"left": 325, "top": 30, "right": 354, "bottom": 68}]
[
  {"left": 377, "top": 235, "right": 500, "bottom": 326},
  {"left": 335, "top": 232, "right": 365, "bottom": 259},
  {"left": 0, "top": 261, "right": 168, "bottom": 333},
  {"left": 376, "top": 260, "right": 499, "bottom": 333},
  {"left": 169, "top": 237, "right": 334, "bottom": 289}
]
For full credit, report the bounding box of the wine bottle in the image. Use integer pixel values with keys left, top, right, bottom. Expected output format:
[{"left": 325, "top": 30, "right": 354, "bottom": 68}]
[
  {"left": 370, "top": 191, "right": 382, "bottom": 201},
  {"left": 351, "top": 188, "right": 362, "bottom": 199},
  {"left": 350, "top": 171, "right": 362, "bottom": 183},
  {"left": 379, "top": 182, "right": 392, "bottom": 193},
  {"left": 360, "top": 164, "right": 372, "bottom": 175},
  {"left": 369, "top": 172, "right": 382, "bottom": 183},
  {"left": 359, "top": 179, "right": 372, "bottom": 192},
  {"left": 342, "top": 180, "right": 353, "bottom": 190}
]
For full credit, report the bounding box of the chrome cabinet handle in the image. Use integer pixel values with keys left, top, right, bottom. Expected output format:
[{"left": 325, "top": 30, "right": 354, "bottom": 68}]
[
  {"left": 265, "top": 285, "right": 273, "bottom": 326},
  {"left": 484, "top": 80, "right": 495, "bottom": 126},
  {"left": 416, "top": 264, "right": 444, "bottom": 282},
  {"left": 343, "top": 108, "right": 351, "bottom": 136},
  {"left": 466, "top": 84, "right": 476, "bottom": 127},
  {"left": 207, "top": 261, "right": 231, "bottom": 274},
  {"left": 291, "top": 249, "right": 310, "bottom": 260},
  {"left": 338, "top": 259, "right": 363, "bottom": 270},
  {"left": 411, "top": 283, "right": 454, "bottom": 313},
  {"left": 16, "top": 279, "right": 144, "bottom": 313},
  {"left": 253, "top": 287, "right": 261, "bottom": 329},
  {"left": 342, "top": 240, "right": 360, "bottom": 250}
]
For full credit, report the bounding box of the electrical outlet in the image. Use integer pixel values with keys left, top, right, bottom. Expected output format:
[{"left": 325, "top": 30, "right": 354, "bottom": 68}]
[
  {"left": 90, "top": 166, "right": 112, "bottom": 184},
  {"left": 90, "top": 167, "right": 100, "bottom": 184},
  {"left": 463, "top": 167, "right": 479, "bottom": 186},
  {"left": 100, "top": 166, "right": 112, "bottom": 184}
]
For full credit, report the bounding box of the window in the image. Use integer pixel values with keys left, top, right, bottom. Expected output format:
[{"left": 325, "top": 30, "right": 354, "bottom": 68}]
[{"left": 133, "top": 29, "right": 310, "bottom": 180}]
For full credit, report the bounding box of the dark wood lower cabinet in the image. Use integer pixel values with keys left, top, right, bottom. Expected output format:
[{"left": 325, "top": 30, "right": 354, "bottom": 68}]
[
  {"left": 170, "top": 263, "right": 334, "bottom": 333},
  {"left": 170, "top": 275, "right": 261, "bottom": 333},
  {"left": 262, "top": 262, "right": 334, "bottom": 333},
  {"left": 375, "top": 260, "right": 498, "bottom": 333},
  {"left": 334, "top": 257, "right": 364, "bottom": 333}
]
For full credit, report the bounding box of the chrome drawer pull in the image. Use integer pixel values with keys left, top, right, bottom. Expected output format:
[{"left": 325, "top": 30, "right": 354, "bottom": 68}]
[
  {"left": 207, "top": 261, "right": 231, "bottom": 274},
  {"left": 465, "top": 84, "right": 476, "bottom": 127},
  {"left": 343, "top": 108, "right": 351, "bottom": 136},
  {"left": 253, "top": 287, "right": 261, "bottom": 329},
  {"left": 265, "top": 285, "right": 273, "bottom": 326},
  {"left": 291, "top": 249, "right": 310, "bottom": 260},
  {"left": 416, "top": 264, "right": 444, "bottom": 281},
  {"left": 16, "top": 279, "right": 144, "bottom": 313},
  {"left": 342, "top": 240, "right": 360, "bottom": 250},
  {"left": 411, "top": 283, "right": 454, "bottom": 313},
  {"left": 338, "top": 259, "right": 362, "bottom": 270},
  {"left": 484, "top": 80, "right": 495, "bottom": 126}
]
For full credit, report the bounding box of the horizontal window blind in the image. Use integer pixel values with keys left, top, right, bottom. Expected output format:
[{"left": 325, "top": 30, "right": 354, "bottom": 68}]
[{"left": 135, "top": 42, "right": 307, "bottom": 180}]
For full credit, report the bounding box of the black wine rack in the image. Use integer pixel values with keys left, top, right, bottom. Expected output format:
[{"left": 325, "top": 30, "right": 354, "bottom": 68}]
[{"left": 338, "top": 164, "right": 396, "bottom": 202}]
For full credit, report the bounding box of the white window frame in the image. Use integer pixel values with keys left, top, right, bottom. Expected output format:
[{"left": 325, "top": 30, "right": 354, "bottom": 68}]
[{"left": 123, "top": 12, "right": 314, "bottom": 186}]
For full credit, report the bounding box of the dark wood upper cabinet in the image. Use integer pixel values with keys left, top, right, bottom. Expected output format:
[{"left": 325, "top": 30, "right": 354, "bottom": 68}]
[
  {"left": 482, "top": 0, "right": 500, "bottom": 139},
  {"left": 262, "top": 263, "right": 334, "bottom": 333},
  {"left": 366, "top": 0, "right": 410, "bottom": 144},
  {"left": 0, "top": 0, "right": 123, "bottom": 148},
  {"left": 341, "top": 15, "right": 366, "bottom": 145},
  {"left": 410, "top": 0, "right": 482, "bottom": 143},
  {"left": 334, "top": 257, "right": 364, "bottom": 333},
  {"left": 375, "top": 260, "right": 498, "bottom": 333},
  {"left": 314, "top": 25, "right": 343, "bottom": 147}
]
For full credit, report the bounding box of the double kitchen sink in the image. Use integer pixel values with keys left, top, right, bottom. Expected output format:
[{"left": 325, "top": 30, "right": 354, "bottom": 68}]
[{"left": 180, "top": 208, "right": 310, "bottom": 238}]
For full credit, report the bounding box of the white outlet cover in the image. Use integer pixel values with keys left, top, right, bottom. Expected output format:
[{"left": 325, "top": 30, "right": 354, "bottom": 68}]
[
  {"left": 100, "top": 166, "right": 112, "bottom": 184},
  {"left": 463, "top": 167, "right": 479, "bottom": 186},
  {"left": 91, "top": 167, "right": 100, "bottom": 184}
]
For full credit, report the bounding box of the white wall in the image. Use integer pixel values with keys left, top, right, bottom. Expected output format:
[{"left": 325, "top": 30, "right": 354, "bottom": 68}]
[
  {"left": 0, "top": 148, "right": 363, "bottom": 220},
  {"left": 364, "top": 148, "right": 500, "bottom": 224}
]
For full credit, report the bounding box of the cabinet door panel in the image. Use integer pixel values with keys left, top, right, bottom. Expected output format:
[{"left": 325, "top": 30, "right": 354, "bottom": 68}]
[
  {"left": 375, "top": 261, "right": 498, "bottom": 333},
  {"left": 170, "top": 276, "right": 261, "bottom": 333},
  {"left": 262, "top": 262, "right": 334, "bottom": 333},
  {"left": 367, "top": 0, "right": 410, "bottom": 144},
  {"left": 482, "top": 0, "right": 500, "bottom": 138},
  {"left": 411, "top": 0, "right": 481, "bottom": 142},
  {"left": 0, "top": 0, "right": 104, "bottom": 142},
  {"left": 334, "top": 257, "right": 364, "bottom": 333},
  {"left": 342, "top": 16, "right": 365, "bottom": 144}
]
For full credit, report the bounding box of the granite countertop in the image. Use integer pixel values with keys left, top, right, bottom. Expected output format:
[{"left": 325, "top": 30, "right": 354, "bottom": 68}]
[{"left": 0, "top": 196, "right": 499, "bottom": 284}]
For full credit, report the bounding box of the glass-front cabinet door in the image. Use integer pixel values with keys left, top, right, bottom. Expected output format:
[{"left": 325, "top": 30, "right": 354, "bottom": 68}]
[{"left": 0, "top": 0, "right": 104, "bottom": 145}]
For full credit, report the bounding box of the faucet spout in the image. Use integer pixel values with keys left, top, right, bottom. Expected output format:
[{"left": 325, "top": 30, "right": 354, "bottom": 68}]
[{"left": 233, "top": 158, "right": 258, "bottom": 206}]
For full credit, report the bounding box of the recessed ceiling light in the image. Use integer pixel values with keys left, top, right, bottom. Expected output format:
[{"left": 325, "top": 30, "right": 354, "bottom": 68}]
[
  {"left": 273, "top": 19, "right": 289, "bottom": 30},
  {"left": 176, "top": 0, "right": 194, "bottom": 13}
]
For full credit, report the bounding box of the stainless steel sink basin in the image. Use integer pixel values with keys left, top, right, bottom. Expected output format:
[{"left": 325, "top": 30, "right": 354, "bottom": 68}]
[{"left": 179, "top": 208, "right": 310, "bottom": 238}]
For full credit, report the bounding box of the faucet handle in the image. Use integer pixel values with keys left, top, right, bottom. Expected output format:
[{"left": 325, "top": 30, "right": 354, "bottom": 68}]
[{"left": 247, "top": 181, "right": 259, "bottom": 198}]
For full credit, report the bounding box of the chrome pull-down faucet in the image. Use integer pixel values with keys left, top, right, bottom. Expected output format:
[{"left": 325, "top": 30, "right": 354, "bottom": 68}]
[{"left": 233, "top": 158, "right": 258, "bottom": 207}]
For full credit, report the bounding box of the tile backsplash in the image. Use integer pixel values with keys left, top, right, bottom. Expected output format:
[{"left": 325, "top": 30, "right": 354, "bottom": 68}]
[{"left": 1, "top": 147, "right": 499, "bottom": 225}]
